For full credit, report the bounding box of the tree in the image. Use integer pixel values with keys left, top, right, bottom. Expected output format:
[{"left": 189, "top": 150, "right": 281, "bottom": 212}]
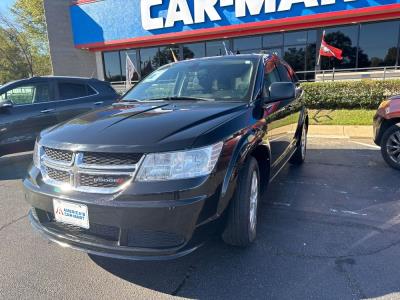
[
  {"left": 0, "top": 28, "right": 31, "bottom": 83},
  {"left": 11, "top": 0, "right": 48, "bottom": 51},
  {"left": 0, "top": 0, "right": 51, "bottom": 84}
]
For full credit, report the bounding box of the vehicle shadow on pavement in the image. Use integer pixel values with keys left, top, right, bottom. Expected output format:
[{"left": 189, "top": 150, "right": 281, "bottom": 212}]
[
  {"left": 0, "top": 153, "right": 32, "bottom": 181},
  {"left": 89, "top": 148, "right": 400, "bottom": 299}
]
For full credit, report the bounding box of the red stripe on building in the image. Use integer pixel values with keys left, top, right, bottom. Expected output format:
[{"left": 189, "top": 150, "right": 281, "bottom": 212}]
[{"left": 75, "top": 4, "right": 400, "bottom": 51}]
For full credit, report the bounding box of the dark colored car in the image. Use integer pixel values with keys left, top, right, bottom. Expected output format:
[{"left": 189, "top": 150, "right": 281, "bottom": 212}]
[
  {"left": 24, "top": 55, "right": 308, "bottom": 260},
  {"left": 0, "top": 76, "right": 119, "bottom": 157},
  {"left": 374, "top": 96, "right": 400, "bottom": 170}
]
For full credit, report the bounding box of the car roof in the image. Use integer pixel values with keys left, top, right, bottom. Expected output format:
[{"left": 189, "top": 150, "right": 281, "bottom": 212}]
[{"left": 1, "top": 76, "right": 102, "bottom": 86}]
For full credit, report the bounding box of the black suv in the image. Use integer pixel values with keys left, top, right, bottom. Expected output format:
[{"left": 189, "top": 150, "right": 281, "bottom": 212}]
[
  {"left": 0, "top": 76, "right": 119, "bottom": 157},
  {"left": 24, "top": 55, "right": 308, "bottom": 260}
]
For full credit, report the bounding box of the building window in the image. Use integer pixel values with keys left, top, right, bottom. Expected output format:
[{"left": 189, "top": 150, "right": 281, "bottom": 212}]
[
  {"left": 305, "top": 30, "right": 317, "bottom": 80},
  {"left": 120, "top": 50, "right": 139, "bottom": 82},
  {"left": 283, "top": 45, "right": 306, "bottom": 76},
  {"left": 159, "top": 45, "right": 180, "bottom": 65},
  {"left": 233, "top": 36, "right": 262, "bottom": 53},
  {"left": 183, "top": 42, "right": 205, "bottom": 59},
  {"left": 263, "top": 33, "right": 283, "bottom": 48},
  {"left": 103, "top": 51, "right": 122, "bottom": 82},
  {"left": 358, "top": 21, "right": 400, "bottom": 68},
  {"left": 206, "top": 40, "right": 228, "bottom": 57},
  {"left": 321, "top": 25, "right": 358, "bottom": 70},
  {"left": 140, "top": 47, "right": 159, "bottom": 77},
  {"left": 284, "top": 31, "right": 307, "bottom": 46}
]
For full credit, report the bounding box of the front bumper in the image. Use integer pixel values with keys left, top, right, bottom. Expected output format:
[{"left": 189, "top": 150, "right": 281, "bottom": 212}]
[{"left": 24, "top": 166, "right": 225, "bottom": 260}]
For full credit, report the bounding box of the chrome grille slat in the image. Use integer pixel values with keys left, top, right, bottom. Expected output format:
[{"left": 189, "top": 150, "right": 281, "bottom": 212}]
[
  {"left": 40, "top": 146, "right": 143, "bottom": 194},
  {"left": 43, "top": 147, "right": 74, "bottom": 165},
  {"left": 82, "top": 152, "right": 142, "bottom": 166},
  {"left": 44, "top": 166, "right": 71, "bottom": 184}
]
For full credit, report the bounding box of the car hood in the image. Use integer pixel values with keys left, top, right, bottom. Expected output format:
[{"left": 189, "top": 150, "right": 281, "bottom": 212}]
[{"left": 40, "top": 101, "right": 250, "bottom": 153}]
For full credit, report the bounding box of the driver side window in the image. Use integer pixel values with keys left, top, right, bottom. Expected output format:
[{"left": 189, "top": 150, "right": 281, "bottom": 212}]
[
  {"left": 6, "top": 86, "right": 35, "bottom": 105},
  {"left": 263, "top": 62, "right": 280, "bottom": 99},
  {"left": 3, "top": 83, "right": 50, "bottom": 105}
]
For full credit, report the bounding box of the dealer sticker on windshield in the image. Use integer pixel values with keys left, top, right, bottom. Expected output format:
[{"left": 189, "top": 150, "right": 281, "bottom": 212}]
[{"left": 53, "top": 199, "right": 89, "bottom": 229}]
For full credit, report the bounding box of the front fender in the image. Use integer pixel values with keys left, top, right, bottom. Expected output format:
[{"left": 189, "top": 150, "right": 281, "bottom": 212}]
[{"left": 217, "top": 128, "right": 268, "bottom": 215}]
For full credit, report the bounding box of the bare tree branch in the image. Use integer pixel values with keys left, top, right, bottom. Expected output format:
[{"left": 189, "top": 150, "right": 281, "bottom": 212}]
[{"left": 0, "top": 13, "right": 34, "bottom": 76}]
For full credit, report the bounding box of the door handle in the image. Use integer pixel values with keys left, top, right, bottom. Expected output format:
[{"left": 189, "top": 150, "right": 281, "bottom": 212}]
[
  {"left": 93, "top": 101, "right": 104, "bottom": 106},
  {"left": 40, "top": 109, "right": 55, "bottom": 114}
]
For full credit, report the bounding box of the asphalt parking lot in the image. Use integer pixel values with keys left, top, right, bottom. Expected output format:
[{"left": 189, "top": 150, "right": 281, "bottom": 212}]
[{"left": 1, "top": 137, "right": 400, "bottom": 299}]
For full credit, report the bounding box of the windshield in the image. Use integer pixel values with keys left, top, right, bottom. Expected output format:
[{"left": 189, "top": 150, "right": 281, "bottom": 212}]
[{"left": 123, "top": 57, "right": 258, "bottom": 102}]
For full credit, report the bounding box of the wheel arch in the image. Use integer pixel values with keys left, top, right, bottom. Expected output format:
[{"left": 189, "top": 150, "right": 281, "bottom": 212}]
[
  {"left": 218, "top": 131, "right": 271, "bottom": 215},
  {"left": 250, "top": 144, "right": 271, "bottom": 195},
  {"left": 377, "top": 118, "right": 400, "bottom": 145}
]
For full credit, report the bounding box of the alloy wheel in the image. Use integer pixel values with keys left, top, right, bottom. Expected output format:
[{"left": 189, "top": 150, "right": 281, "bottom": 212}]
[
  {"left": 386, "top": 130, "right": 400, "bottom": 165},
  {"left": 301, "top": 125, "right": 307, "bottom": 160},
  {"left": 249, "top": 171, "right": 259, "bottom": 234}
]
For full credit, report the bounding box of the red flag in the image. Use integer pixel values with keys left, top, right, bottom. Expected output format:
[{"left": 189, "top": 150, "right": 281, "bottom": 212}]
[{"left": 319, "top": 33, "right": 343, "bottom": 60}]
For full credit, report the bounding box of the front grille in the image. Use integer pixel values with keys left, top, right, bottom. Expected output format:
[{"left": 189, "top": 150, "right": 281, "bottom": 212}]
[
  {"left": 127, "top": 231, "right": 185, "bottom": 249},
  {"left": 44, "top": 147, "right": 73, "bottom": 164},
  {"left": 82, "top": 152, "right": 142, "bottom": 166},
  {"left": 44, "top": 166, "right": 70, "bottom": 184},
  {"left": 52, "top": 222, "right": 119, "bottom": 242},
  {"left": 79, "top": 173, "right": 132, "bottom": 188},
  {"left": 40, "top": 146, "right": 142, "bottom": 194}
]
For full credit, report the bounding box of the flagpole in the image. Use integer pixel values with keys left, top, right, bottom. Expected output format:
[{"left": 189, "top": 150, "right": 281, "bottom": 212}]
[
  {"left": 125, "top": 52, "right": 129, "bottom": 91},
  {"left": 317, "top": 30, "right": 325, "bottom": 67},
  {"left": 170, "top": 48, "right": 178, "bottom": 62}
]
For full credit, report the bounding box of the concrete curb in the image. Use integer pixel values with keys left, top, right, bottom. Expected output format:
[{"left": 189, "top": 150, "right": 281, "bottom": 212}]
[{"left": 308, "top": 125, "right": 373, "bottom": 139}]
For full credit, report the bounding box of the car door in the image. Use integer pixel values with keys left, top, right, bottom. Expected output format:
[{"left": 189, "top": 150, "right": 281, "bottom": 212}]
[
  {"left": 276, "top": 62, "right": 303, "bottom": 149},
  {"left": 53, "top": 80, "right": 115, "bottom": 124},
  {"left": 263, "top": 60, "right": 296, "bottom": 175},
  {"left": 0, "top": 81, "right": 56, "bottom": 155}
]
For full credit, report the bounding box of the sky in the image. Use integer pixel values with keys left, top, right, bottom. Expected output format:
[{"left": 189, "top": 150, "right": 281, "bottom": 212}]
[{"left": 0, "top": 0, "right": 15, "bottom": 14}]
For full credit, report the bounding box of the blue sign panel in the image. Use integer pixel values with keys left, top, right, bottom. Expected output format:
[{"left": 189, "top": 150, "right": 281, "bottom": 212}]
[{"left": 70, "top": 0, "right": 400, "bottom": 47}]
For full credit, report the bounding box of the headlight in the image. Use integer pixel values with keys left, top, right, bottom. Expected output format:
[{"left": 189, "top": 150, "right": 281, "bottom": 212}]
[
  {"left": 33, "top": 141, "right": 42, "bottom": 169},
  {"left": 136, "top": 142, "right": 224, "bottom": 182}
]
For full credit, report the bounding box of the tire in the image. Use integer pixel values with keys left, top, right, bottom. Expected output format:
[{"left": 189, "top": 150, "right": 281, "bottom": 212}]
[
  {"left": 290, "top": 123, "right": 307, "bottom": 165},
  {"left": 380, "top": 124, "right": 400, "bottom": 170},
  {"left": 222, "top": 157, "right": 260, "bottom": 247}
]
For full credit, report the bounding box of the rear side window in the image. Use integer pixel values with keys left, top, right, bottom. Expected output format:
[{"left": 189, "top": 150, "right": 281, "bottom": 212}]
[
  {"left": 277, "top": 63, "right": 293, "bottom": 82},
  {"left": 58, "top": 82, "right": 96, "bottom": 100},
  {"left": 87, "top": 85, "right": 97, "bottom": 96},
  {"left": 101, "top": 84, "right": 116, "bottom": 94}
]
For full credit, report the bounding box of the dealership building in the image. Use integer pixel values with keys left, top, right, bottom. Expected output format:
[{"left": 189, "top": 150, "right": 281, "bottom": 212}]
[{"left": 43, "top": 0, "right": 400, "bottom": 86}]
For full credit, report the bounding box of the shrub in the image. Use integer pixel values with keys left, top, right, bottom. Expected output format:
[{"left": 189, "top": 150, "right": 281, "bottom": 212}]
[{"left": 301, "top": 80, "right": 400, "bottom": 109}]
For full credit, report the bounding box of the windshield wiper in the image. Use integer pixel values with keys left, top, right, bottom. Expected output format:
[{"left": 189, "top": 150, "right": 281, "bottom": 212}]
[
  {"left": 148, "top": 96, "right": 212, "bottom": 102},
  {"left": 119, "top": 99, "right": 141, "bottom": 102}
]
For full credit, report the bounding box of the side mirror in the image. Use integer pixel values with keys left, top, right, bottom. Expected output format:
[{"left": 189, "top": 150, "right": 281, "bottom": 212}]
[
  {"left": 268, "top": 82, "right": 296, "bottom": 103},
  {"left": 0, "top": 100, "right": 13, "bottom": 109}
]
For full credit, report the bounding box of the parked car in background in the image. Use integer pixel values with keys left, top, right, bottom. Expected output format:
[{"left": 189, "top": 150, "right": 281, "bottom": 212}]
[
  {"left": 0, "top": 76, "right": 119, "bottom": 157},
  {"left": 24, "top": 54, "right": 308, "bottom": 260},
  {"left": 374, "top": 96, "right": 400, "bottom": 170}
]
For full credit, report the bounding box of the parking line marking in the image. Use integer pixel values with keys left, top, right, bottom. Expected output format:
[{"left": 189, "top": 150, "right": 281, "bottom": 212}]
[
  {"left": 350, "top": 141, "right": 380, "bottom": 149},
  {"left": 330, "top": 208, "right": 368, "bottom": 217}
]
